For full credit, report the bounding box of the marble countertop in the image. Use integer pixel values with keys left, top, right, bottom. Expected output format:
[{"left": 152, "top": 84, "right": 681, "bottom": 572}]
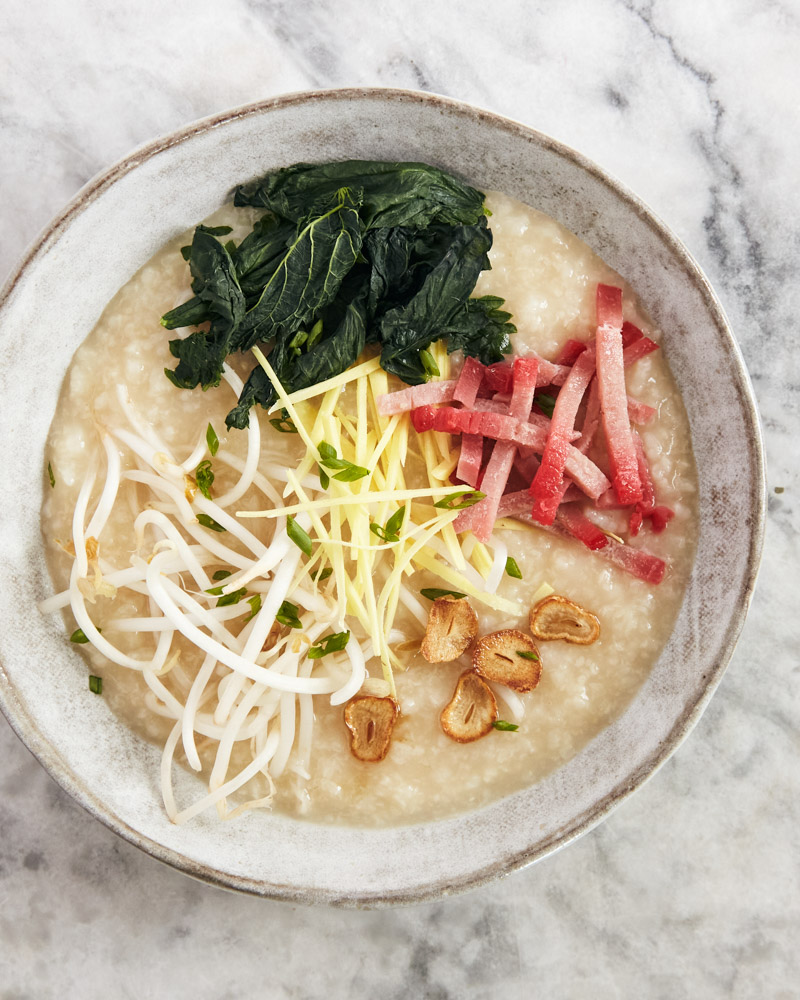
[{"left": 2, "top": 1, "right": 797, "bottom": 997}]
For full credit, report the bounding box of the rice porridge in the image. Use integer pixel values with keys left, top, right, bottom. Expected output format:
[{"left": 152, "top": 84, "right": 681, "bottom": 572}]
[{"left": 41, "top": 185, "right": 697, "bottom": 827}]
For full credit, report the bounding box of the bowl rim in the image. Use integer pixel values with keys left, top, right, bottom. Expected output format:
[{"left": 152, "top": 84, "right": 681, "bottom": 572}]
[{"left": 0, "top": 86, "right": 766, "bottom": 906}]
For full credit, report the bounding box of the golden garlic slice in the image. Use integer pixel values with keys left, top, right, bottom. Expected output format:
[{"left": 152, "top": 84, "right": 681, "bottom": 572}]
[
  {"left": 440, "top": 671, "right": 498, "bottom": 743},
  {"left": 420, "top": 596, "right": 479, "bottom": 663},
  {"left": 472, "top": 629, "right": 542, "bottom": 693},
  {"left": 344, "top": 696, "right": 399, "bottom": 762},
  {"left": 529, "top": 595, "right": 600, "bottom": 645}
]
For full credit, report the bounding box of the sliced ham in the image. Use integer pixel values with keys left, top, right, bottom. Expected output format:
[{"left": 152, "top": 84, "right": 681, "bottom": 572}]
[
  {"left": 555, "top": 506, "right": 609, "bottom": 551},
  {"left": 452, "top": 356, "right": 485, "bottom": 407},
  {"left": 376, "top": 380, "right": 456, "bottom": 415},
  {"left": 530, "top": 346, "right": 597, "bottom": 524},
  {"left": 627, "top": 398, "right": 656, "bottom": 425},
  {"left": 456, "top": 433, "right": 484, "bottom": 487},
  {"left": 556, "top": 339, "right": 589, "bottom": 367},
  {"left": 623, "top": 336, "right": 660, "bottom": 367},
  {"left": 595, "top": 284, "right": 642, "bottom": 504},
  {"left": 458, "top": 357, "right": 539, "bottom": 542}
]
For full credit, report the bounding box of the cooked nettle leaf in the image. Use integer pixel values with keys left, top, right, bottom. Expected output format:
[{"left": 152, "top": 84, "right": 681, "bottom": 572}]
[
  {"left": 195, "top": 459, "right": 214, "bottom": 499},
  {"left": 535, "top": 393, "right": 557, "bottom": 419},
  {"left": 505, "top": 557, "right": 523, "bottom": 579},
  {"left": 232, "top": 215, "right": 296, "bottom": 299},
  {"left": 206, "top": 423, "right": 219, "bottom": 456},
  {"left": 308, "top": 630, "right": 350, "bottom": 660},
  {"left": 420, "top": 588, "right": 467, "bottom": 601},
  {"left": 234, "top": 160, "right": 485, "bottom": 230},
  {"left": 276, "top": 600, "right": 303, "bottom": 629},
  {"left": 434, "top": 489, "right": 486, "bottom": 510},
  {"left": 196, "top": 513, "right": 226, "bottom": 532},
  {"left": 443, "top": 294, "right": 515, "bottom": 366},
  {"left": 370, "top": 506, "right": 405, "bottom": 543},
  {"left": 161, "top": 295, "right": 210, "bottom": 330},
  {"left": 287, "top": 515, "right": 313, "bottom": 556},
  {"left": 379, "top": 220, "right": 493, "bottom": 383},
  {"left": 233, "top": 188, "right": 363, "bottom": 350},
  {"left": 165, "top": 229, "right": 245, "bottom": 389}
]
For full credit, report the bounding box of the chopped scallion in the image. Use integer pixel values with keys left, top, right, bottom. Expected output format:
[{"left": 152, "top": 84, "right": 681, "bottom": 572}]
[
  {"left": 310, "top": 567, "right": 333, "bottom": 582},
  {"left": 276, "top": 600, "right": 303, "bottom": 629},
  {"left": 47, "top": 462, "right": 55, "bottom": 488},
  {"left": 420, "top": 348, "right": 440, "bottom": 378},
  {"left": 197, "top": 513, "right": 226, "bottom": 532},
  {"left": 505, "top": 557, "right": 523, "bottom": 579},
  {"left": 195, "top": 459, "right": 214, "bottom": 500},
  {"left": 420, "top": 588, "right": 466, "bottom": 601},
  {"left": 308, "top": 630, "right": 350, "bottom": 659},
  {"left": 492, "top": 720, "right": 518, "bottom": 732},
  {"left": 433, "top": 489, "right": 485, "bottom": 511},
  {"left": 245, "top": 594, "right": 262, "bottom": 622},
  {"left": 206, "top": 423, "right": 219, "bottom": 456},
  {"left": 287, "top": 515, "right": 312, "bottom": 556},
  {"left": 88, "top": 675, "right": 103, "bottom": 695},
  {"left": 516, "top": 650, "right": 539, "bottom": 661}
]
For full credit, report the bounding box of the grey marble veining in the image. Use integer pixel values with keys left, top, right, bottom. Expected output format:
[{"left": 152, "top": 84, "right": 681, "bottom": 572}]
[{"left": 1, "top": 0, "right": 798, "bottom": 997}]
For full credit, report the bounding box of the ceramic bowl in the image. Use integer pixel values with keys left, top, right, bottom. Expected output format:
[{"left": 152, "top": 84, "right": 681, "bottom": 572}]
[{"left": 0, "top": 88, "right": 764, "bottom": 905}]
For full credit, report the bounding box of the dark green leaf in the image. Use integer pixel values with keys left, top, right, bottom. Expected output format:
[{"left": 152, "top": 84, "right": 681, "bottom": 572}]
[
  {"left": 434, "top": 489, "right": 485, "bottom": 510},
  {"left": 379, "top": 221, "right": 493, "bottom": 383},
  {"left": 505, "top": 557, "right": 523, "bottom": 579},
  {"left": 233, "top": 188, "right": 363, "bottom": 350},
  {"left": 197, "top": 513, "right": 226, "bottom": 532},
  {"left": 535, "top": 393, "right": 557, "bottom": 419},
  {"left": 443, "top": 294, "right": 515, "bottom": 366},
  {"left": 287, "top": 515, "right": 312, "bottom": 556},
  {"left": 164, "top": 230, "right": 245, "bottom": 389},
  {"left": 89, "top": 675, "right": 103, "bottom": 695},
  {"left": 420, "top": 588, "right": 466, "bottom": 601},
  {"left": 308, "top": 630, "right": 350, "bottom": 659},
  {"left": 161, "top": 296, "right": 209, "bottom": 330},
  {"left": 198, "top": 224, "right": 233, "bottom": 237},
  {"left": 195, "top": 459, "right": 214, "bottom": 499},
  {"left": 276, "top": 600, "right": 303, "bottom": 629},
  {"left": 234, "top": 160, "right": 485, "bottom": 230},
  {"left": 492, "top": 720, "right": 518, "bottom": 732},
  {"left": 47, "top": 462, "right": 55, "bottom": 488},
  {"left": 206, "top": 423, "right": 219, "bottom": 456},
  {"left": 516, "top": 650, "right": 539, "bottom": 661}
]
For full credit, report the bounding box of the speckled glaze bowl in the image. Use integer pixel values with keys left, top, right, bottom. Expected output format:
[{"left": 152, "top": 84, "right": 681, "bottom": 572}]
[{"left": 0, "top": 88, "right": 764, "bottom": 906}]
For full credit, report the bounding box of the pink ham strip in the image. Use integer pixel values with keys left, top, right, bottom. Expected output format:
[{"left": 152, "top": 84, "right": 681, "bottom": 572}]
[
  {"left": 623, "top": 336, "right": 660, "bottom": 366},
  {"left": 577, "top": 379, "right": 601, "bottom": 454},
  {"left": 627, "top": 398, "right": 656, "bottom": 425},
  {"left": 428, "top": 406, "right": 609, "bottom": 498},
  {"left": 452, "top": 357, "right": 485, "bottom": 407},
  {"left": 508, "top": 511, "right": 666, "bottom": 584},
  {"left": 530, "top": 346, "right": 597, "bottom": 524},
  {"left": 595, "top": 284, "right": 642, "bottom": 504},
  {"left": 555, "top": 506, "right": 609, "bottom": 551},
  {"left": 456, "top": 358, "right": 539, "bottom": 541},
  {"left": 376, "top": 380, "right": 456, "bottom": 415},
  {"left": 456, "top": 433, "right": 484, "bottom": 487}
]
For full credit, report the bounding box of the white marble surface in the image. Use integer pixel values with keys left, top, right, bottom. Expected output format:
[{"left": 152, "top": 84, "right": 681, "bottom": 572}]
[{"left": 1, "top": 0, "right": 798, "bottom": 996}]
